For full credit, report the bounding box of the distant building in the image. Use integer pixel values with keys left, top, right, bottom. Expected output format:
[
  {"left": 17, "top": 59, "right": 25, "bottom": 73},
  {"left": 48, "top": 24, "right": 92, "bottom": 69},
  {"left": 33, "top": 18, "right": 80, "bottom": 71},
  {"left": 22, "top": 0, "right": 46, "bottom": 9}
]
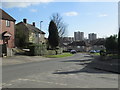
[
  {"left": 88, "top": 33, "right": 97, "bottom": 41},
  {"left": 89, "top": 38, "right": 106, "bottom": 50},
  {"left": 59, "top": 37, "right": 74, "bottom": 51},
  {"left": 67, "top": 41, "right": 89, "bottom": 52},
  {"left": 74, "top": 31, "right": 84, "bottom": 41},
  {"left": 61, "top": 37, "right": 74, "bottom": 42}
]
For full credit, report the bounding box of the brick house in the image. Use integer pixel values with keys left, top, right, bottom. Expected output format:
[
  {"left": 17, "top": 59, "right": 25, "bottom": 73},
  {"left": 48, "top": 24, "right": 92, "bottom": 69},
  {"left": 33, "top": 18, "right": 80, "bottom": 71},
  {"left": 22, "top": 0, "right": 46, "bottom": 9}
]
[
  {"left": 15, "top": 19, "right": 46, "bottom": 47},
  {"left": 0, "top": 9, "right": 16, "bottom": 48}
]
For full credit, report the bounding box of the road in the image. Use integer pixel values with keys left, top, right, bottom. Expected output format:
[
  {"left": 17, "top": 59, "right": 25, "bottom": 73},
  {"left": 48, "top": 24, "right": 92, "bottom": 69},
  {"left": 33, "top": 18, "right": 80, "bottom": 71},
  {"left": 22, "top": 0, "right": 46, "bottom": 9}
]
[{"left": 2, "top": 53, "right": 118, "bottom": 88}]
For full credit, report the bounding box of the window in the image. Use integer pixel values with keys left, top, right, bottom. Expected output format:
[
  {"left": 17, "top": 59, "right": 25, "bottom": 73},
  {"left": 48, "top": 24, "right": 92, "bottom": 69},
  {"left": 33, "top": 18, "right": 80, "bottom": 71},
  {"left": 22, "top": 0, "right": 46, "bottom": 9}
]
[{"left": 6, "top": 20, "right": 10, "bottom": 27}]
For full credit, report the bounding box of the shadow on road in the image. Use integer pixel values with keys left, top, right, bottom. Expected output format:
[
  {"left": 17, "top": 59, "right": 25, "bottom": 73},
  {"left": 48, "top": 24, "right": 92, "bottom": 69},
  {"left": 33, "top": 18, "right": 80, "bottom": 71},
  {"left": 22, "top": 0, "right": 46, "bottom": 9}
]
[
  {"left": 53, "top": 56, "right": 113, "bottom": 74},
  {"left": 61, "top": 59, "right": 93, "bottom": 63},
  {"left": 53, "top": 65, "right": 110, "bottom": 74}
]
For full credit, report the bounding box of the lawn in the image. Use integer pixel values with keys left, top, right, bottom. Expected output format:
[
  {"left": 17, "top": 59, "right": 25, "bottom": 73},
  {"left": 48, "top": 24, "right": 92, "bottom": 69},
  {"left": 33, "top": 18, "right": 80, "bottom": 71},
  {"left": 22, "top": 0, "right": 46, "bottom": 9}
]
[
  {"left": 44, "top": 53, "right": 73, "bottom": 58},
  {"left": 94, "top": 53, "right": 100, "bottom": 55},
  {"left": 89, "top": 52, "right": 100, "bottom": 56}
]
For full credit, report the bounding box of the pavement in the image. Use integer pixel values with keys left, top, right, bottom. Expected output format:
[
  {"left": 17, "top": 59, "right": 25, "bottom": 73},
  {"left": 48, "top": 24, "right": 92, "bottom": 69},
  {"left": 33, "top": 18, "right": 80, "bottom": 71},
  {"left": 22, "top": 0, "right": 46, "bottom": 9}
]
[
  {"left": 89, "top": 55, "right": 120, "bottom": 74},
  {"left": 2, "top": 55, "right": 50, "bottom": 66}
]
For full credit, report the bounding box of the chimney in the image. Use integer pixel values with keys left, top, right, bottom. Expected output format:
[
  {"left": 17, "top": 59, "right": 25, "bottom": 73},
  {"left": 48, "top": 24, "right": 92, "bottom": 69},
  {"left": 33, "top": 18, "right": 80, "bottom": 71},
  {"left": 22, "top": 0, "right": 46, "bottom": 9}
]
[
  {"left": 33, "top": 22, "right": 35, "bottom": 26},
  {"left": 23, "top": 19, "right": 27, "bottom": 24}
]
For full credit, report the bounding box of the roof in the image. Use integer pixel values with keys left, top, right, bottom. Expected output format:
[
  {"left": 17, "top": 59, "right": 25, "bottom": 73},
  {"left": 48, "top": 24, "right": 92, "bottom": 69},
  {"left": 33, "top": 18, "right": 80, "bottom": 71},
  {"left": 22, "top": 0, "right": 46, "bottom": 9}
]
[
  {"left": 68, "top": 41, "right": 88, "bottom": 46},
  {"left": 16, "top": 22, "right": 45, "bottom": 34},
  {"left": 0, "top": 8, "right": 16, "bottom": 21},
  {"left": 90, "top": 39, "right": 105, "bottom": 45},
  {"left": 27, "top": 24, "right": 45, "bottom": 34}
]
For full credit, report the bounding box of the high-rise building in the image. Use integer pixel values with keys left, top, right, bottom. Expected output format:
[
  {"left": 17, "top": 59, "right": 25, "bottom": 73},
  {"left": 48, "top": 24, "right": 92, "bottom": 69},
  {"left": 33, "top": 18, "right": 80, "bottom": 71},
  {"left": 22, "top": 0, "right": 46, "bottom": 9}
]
[
  {"left": 88, "top": 33, "right": 97, "bottom": 41},
  {"left": 74, "top": 31, "right": 84, "bottom": 41}
]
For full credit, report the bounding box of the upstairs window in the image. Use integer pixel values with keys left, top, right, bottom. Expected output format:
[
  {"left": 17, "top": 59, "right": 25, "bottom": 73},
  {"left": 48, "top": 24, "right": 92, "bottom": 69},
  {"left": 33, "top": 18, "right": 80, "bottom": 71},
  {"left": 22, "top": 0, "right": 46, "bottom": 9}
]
[{"left": 6, "top": 20, "right": 10, "bottom": 27}]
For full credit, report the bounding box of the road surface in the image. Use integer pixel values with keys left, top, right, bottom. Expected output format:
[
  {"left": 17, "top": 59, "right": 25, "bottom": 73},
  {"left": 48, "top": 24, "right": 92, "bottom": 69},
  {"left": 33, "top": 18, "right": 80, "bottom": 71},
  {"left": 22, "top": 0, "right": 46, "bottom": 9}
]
[{"left": 2, "top": 53, "right": 118, "bottom": 88}]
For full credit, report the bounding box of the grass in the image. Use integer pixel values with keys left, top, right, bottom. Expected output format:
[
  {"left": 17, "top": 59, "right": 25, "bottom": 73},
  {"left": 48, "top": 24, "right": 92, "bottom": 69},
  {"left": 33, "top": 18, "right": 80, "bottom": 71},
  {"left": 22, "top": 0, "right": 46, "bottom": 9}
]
[
  {"left": 90, "top": 52, "right": 100, "bottom": 55},
  {"left": 44, "top": 53, "right": 73, "bottom": 58},
  {"left": 94, "top": 53, "right": 100, "bottom": 55}
]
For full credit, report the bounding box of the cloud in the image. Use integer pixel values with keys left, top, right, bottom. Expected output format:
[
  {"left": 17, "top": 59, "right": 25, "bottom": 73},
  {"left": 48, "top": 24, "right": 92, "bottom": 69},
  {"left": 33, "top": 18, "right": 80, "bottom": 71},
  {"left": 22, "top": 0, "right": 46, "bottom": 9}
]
[
  {"left": 98, "top": 14, "right": 108, "bottom": 17},
  {"left": 64, "top": 12, "right": 79, "bottom": 16},
  {"left": 30, "top": 9, "right": 38, "bottom": 12},
  {"left": 1, "top": 0, "right": 54, "bottom": 8},
  {"left": 2, "top": 2, "right": 38, "bottom": 8}
]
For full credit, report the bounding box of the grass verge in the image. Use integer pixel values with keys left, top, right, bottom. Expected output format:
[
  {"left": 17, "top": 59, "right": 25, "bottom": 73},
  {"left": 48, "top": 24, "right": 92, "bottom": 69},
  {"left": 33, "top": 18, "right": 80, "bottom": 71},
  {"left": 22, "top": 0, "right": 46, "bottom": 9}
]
[
  {"left": 44, "top": 53, "right": 73, "bottom": 58},
  {"left": 94, "top": 53, "right": 100, "bottom": 55}
]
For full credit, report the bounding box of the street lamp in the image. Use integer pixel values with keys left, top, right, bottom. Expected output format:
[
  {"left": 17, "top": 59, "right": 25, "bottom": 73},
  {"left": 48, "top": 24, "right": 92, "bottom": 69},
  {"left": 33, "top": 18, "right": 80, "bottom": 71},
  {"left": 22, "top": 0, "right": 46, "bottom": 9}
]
[{"left": 40, "top": 21, "right": 43, "bottom": 30}]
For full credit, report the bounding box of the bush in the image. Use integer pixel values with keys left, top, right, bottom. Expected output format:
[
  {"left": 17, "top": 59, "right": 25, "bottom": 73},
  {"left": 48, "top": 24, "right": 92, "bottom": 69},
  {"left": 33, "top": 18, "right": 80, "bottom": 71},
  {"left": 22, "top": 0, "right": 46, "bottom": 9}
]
[
  {"left": 28, "top": 43, "right": 47, "bottom": 56},
  {"left": 100, "top": 50, "right": 106, "bottom": 56}
]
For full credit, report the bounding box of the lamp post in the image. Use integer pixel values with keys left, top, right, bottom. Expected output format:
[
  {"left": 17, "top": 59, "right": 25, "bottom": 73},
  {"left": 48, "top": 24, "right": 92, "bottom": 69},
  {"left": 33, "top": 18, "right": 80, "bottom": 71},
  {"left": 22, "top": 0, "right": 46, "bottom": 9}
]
[{"left": 40, "top": 21, "right": 43, "bottom": 30}]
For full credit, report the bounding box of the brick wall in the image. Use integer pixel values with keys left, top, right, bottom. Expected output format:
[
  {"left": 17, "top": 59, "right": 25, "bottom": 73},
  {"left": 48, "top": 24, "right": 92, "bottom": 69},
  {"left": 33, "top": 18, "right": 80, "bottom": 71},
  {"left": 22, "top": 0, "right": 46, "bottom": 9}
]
[{"left": 1, "top": 20, "right": 15, "bottom": 48}]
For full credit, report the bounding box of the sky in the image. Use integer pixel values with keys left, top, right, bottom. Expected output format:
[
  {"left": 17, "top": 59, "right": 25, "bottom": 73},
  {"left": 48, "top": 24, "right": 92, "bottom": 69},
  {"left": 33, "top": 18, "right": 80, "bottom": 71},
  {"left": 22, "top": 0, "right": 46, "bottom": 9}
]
[{"left": 0, "top": 1, "right": 119, "bottom": 38}]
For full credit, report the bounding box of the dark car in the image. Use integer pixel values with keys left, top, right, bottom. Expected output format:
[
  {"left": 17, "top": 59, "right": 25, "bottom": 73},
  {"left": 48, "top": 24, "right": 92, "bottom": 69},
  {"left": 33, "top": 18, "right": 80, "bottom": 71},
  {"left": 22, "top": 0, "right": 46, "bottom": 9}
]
[{"left": 70, "top": 50, "right": 77, "bottom": 54}]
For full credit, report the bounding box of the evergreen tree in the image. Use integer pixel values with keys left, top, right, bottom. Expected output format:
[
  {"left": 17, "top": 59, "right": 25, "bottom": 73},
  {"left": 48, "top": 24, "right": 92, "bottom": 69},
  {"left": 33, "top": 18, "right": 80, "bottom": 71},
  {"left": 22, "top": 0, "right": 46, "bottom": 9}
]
[{"left": 48, "top": 20, "right": 59, "bottom": 50}]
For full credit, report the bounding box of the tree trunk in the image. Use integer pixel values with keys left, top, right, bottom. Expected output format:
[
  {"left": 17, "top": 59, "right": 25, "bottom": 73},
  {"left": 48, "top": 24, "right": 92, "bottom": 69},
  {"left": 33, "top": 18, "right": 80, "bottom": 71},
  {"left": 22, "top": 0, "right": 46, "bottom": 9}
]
[{"left": 55, "top": 49, "right": 58, "bottom": 55}]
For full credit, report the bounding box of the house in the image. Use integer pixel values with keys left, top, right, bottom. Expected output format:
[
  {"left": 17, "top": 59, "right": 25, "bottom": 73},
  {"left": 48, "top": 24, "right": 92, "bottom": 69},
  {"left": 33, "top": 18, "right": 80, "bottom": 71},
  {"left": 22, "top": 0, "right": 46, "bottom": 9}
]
[
  {"left": 0, "top": 9, "right": 16, "bottom": 56},
  {"left": 15, "top": 19, "right": 46, "bottom": 47},
  {"left": 59, "top": 37, "right": 74, "bottom": 51},
  {"left": 67, "top": 41, "right": 89, "bottom": 52},
  {"left": 0, "top": 9, "right": 16, "bottom": 48},
  {"left": 89, "top": 38, "right": 106, "bottom": 50}
]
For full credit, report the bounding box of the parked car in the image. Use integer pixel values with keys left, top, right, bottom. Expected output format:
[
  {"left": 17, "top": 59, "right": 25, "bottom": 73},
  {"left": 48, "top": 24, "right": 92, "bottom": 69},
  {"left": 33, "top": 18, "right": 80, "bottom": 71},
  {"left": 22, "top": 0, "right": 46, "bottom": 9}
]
[
  {"left": 70, "top": 50, "right": 77, "bottom": 54},
  {"left": 89, "top": 50, "right": 96, "bottom": 53},
  {"left": 96, "top": 50, "right": 100, "bottom": 53}
]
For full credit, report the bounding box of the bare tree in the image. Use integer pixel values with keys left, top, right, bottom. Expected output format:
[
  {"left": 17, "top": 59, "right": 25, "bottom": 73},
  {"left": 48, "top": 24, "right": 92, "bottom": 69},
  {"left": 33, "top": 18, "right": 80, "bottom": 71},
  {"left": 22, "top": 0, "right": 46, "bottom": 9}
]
[{"left": 50, "top": 13, "right": 67, "bottom": 37}]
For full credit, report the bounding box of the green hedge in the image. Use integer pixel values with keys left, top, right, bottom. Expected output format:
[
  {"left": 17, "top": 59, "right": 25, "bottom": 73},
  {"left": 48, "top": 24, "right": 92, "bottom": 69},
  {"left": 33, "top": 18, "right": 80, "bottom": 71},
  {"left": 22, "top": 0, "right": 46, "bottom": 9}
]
[
  {"left": 28, "top": 44, "right": 47, "bottom": 56},
  {"left": 28, "top": 43, "right": 63, "bottom": 56}
]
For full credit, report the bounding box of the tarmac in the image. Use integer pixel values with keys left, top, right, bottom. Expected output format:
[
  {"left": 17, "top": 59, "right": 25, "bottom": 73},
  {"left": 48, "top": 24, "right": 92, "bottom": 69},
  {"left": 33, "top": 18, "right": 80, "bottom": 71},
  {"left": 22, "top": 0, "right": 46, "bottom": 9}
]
[{"left": 1, "top": 54, "right": 120, "bottom": 74}]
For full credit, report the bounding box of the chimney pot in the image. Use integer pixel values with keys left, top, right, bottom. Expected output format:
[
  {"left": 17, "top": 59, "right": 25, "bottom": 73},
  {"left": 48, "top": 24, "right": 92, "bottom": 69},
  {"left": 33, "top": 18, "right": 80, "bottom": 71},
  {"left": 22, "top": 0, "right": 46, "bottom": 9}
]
[
  {"left": 23, "top": 19, "right": 27, "bottom": 24},
  {"left": 33, "top": 22, "right": 35, "bottom": 26}
]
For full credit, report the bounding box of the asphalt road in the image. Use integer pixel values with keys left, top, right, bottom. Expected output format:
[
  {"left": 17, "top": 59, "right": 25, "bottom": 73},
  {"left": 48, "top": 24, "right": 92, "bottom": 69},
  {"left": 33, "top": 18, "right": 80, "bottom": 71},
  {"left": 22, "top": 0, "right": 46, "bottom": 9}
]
[{"left": 2, "top": 53, "right": 118, "bottom": 88}]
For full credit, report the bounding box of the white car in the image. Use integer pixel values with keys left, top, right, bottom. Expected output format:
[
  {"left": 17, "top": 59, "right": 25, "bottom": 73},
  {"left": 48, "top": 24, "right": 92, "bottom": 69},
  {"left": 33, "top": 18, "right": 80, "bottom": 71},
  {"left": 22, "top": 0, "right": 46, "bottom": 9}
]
[
  {"left": 70, "top": 50, "right": 77, "bottom": 54},
  {"left": 89, "top": 50, "right": 96, "bottom": 53}
]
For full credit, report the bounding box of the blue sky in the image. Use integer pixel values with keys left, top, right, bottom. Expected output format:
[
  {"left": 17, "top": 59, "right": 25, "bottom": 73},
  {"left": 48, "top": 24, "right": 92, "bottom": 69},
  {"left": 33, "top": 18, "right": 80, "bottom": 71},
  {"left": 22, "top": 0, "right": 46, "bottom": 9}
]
[{"left": 1, "top": 2, "right": 118, "bottom": 38}]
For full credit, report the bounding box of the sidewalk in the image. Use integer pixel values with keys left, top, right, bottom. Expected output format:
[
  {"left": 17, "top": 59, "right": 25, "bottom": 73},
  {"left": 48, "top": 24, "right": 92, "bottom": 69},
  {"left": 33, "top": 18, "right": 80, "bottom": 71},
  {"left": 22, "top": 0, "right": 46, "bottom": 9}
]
[
  {"left": 2, "top": 55, "right": 50, "bottom": 66},
  {"left": 90, "top": 55, "right": 120, "bottom": 74}
]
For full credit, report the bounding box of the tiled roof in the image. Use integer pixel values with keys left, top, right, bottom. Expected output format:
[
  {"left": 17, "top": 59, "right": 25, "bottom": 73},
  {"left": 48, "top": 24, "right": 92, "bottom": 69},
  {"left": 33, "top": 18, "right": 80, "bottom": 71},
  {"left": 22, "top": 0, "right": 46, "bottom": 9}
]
[
  {"left": 27, "top": 24, "right": 45, "bottom": 34},
  {"left": 68, "top": 41, "right": 88, "bottom": 46},
  {"left": 16, "top": 22, "right": 45, "bottom": 34},
  {"left": 90, "top": 39, "right": 105, "bottom": 45},
  {"left": 0, "top": 8, "right": 16, "bottom": 21}
]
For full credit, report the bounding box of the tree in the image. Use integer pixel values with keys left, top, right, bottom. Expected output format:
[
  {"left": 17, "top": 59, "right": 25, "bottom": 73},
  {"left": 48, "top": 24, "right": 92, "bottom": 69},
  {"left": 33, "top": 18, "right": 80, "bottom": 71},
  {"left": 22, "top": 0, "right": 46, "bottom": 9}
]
[
  {"left": 15, "top": 26, "right": 28, "bottom": 48},
  {"left": 105, "top": 35, "right": 118, "bottom": 53},
  {"left": 118, "top": 28, "right": 120, "bottom": 55},
  {"left": 50, "top": 13, "right": 67, "bottom": 37},
  {"left": 48, "top": 20, "right": 59, "bottom": 54}
]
